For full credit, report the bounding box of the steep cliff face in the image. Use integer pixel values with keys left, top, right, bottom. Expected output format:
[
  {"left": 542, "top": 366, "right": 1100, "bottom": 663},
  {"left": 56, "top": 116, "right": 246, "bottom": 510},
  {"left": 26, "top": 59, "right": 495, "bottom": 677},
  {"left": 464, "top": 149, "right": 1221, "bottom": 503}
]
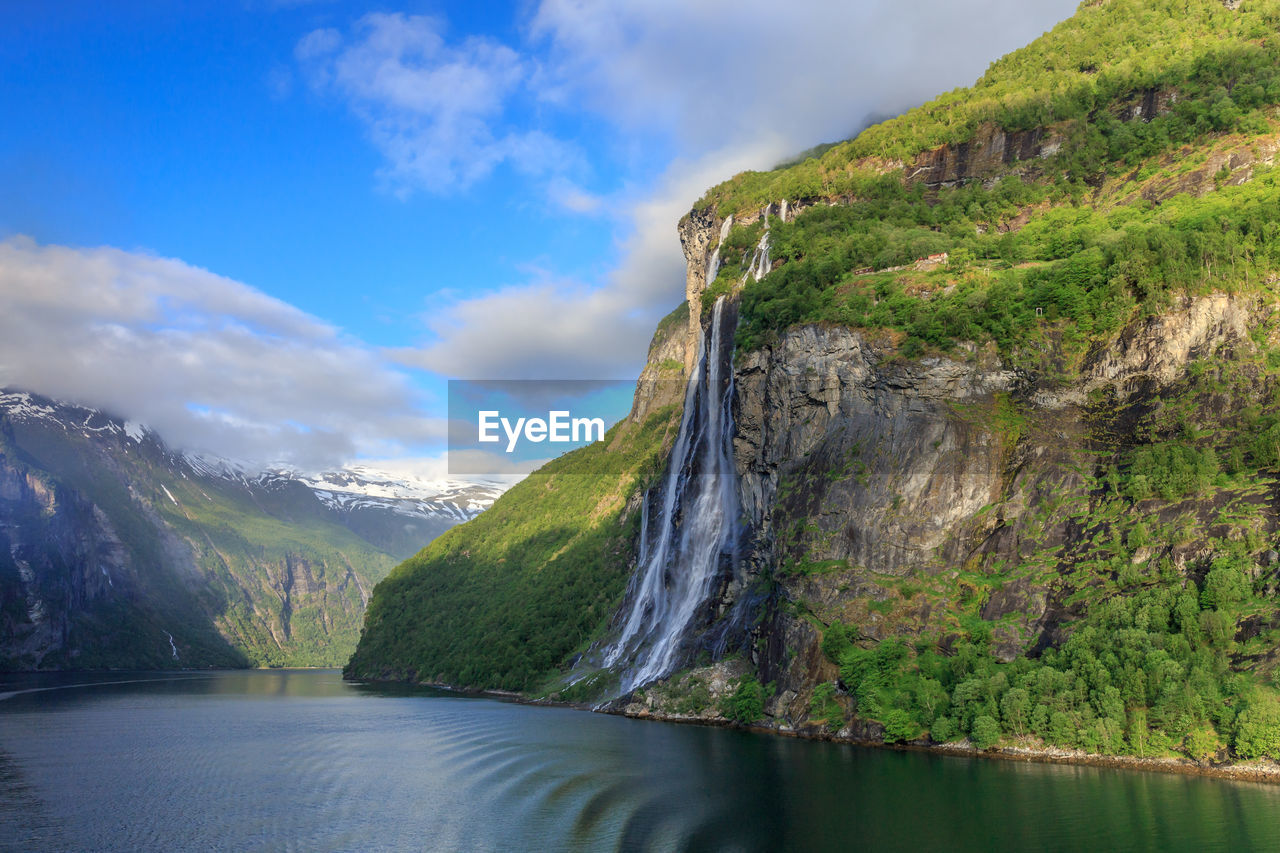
[
  {"left": 0, "top": 449, "right": 128, "bottom": 666},
  {"left": 0, "top": 423, "right": 248, "bottom": 669},
  {"left": 717, "top": 293, "right": 1268, "bottom": 722},
  {"left": 906, "top": 123, "right": 1065, "bottom": 189},
  {"left": 677, "top": 207, "right": 722, "bottom": 368}
]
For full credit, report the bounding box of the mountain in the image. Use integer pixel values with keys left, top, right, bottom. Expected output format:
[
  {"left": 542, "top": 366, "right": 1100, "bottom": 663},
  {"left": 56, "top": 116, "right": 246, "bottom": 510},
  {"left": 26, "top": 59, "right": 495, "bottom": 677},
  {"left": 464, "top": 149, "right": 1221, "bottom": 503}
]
[
  {"left": 348, "top": 0, "right": 1280, "bottom": 766},
  {"left": 185, "top": 456, "right": 503, "bottom": 561},
  {"left": 0, "top": 389, "right": 501, "bottom": 670}
]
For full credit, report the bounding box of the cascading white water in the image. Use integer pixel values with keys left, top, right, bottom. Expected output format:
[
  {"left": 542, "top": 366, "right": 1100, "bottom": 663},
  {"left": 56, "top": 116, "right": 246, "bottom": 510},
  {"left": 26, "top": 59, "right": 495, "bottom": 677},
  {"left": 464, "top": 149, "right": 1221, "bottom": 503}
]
[
  {"left": 704, "top": 216, "right": 733, "bottom": 285},
  {"left": 603, "top": 296, "right": 741, "bottom": 693},
  {"left": 744, "top": 205, "right": 772, "bottom": 283}
]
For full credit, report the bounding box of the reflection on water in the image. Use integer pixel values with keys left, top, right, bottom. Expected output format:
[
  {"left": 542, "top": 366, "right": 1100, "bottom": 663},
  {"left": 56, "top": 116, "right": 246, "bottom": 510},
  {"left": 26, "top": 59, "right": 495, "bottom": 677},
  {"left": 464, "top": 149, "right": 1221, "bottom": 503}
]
[{"left": 2, "top": 670, "right": 1280, "bottom": 851}]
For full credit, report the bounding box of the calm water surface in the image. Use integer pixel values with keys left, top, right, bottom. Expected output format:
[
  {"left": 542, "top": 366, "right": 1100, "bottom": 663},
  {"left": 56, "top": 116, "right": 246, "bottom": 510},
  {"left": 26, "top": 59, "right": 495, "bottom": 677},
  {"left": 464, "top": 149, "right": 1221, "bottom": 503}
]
[{"left": 2, "top": 670, "right": 1279, "bottom": 851}]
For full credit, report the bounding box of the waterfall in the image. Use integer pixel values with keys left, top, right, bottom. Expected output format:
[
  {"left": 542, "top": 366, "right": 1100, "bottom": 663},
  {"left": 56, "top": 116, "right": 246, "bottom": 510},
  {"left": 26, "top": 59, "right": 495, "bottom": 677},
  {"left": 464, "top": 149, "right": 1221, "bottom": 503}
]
[
  {"left": 704, "top": 216, "right": 733, "bottom": 285},
  {"left": 603, "top": 296, "right": 741, "bottom": 693},
  {"left": 744, "top": 206, "right": 772, "bottom": 283}
]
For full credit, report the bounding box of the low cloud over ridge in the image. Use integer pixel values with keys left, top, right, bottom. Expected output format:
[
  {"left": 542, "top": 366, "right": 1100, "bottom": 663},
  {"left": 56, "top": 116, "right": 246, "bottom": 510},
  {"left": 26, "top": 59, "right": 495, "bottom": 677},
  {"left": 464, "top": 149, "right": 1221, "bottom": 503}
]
[{"left": 0, "top": 236, "right": 440, "bottom": 468}]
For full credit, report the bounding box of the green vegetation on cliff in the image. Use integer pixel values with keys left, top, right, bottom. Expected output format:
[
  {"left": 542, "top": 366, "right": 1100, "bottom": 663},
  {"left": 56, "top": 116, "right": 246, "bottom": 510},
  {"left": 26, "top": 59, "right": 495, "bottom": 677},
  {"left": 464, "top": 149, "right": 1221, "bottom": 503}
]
[
  {"left": 153, "top": 475, "right": 396, "bottom": 668},
  {"left": 697, "top": 0, "right": 1280, "bottom": 361},
  {"left": 701, "top": 0, "right": 1280, "bottom": 215},
  {"left": 788, "top": 320, "right": 1280, "bottom": 762}
]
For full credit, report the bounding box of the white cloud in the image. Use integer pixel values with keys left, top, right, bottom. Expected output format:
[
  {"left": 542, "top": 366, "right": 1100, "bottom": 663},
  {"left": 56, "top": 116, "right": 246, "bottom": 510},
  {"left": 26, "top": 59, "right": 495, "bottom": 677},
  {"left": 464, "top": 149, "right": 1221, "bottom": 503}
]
[
  {"left": 0, "top": 236, "right": 441, "bottom": 468},
  {"left": 529, "top": 0, "right": 1081, "bottom": 151},
  {"left": 546, "top": 177, "right": 605, "bottom": 215},
  {"left": 390, "top": 277, "right": 642, "bottom": 380},
  {"left": 296, "top": 12, "right": 575, "bottom": 194}
]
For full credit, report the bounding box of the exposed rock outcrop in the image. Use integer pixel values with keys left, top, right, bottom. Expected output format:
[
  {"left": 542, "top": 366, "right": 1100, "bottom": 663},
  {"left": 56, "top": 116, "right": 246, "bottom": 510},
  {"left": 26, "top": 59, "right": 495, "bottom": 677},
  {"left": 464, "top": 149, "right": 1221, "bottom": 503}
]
[
  {"left": 678, "top": 206, "right": 723, "bottom": 369},
  {"left": 906, "top": 124, "right": 1065, "bottom": 188}
]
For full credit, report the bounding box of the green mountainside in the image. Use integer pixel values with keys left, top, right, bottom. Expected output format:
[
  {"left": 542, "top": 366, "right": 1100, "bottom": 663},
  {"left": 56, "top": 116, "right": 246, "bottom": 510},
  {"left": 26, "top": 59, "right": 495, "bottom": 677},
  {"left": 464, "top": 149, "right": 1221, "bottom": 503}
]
[
  {"left": 346, "top": 340, "right": 687, "bottom": 690},
  {"left": 0, "top": 394, "right": 398, "bottom": 669},
  {"left": 350, "top": 0, "right": 1280, "bottom": 766}
]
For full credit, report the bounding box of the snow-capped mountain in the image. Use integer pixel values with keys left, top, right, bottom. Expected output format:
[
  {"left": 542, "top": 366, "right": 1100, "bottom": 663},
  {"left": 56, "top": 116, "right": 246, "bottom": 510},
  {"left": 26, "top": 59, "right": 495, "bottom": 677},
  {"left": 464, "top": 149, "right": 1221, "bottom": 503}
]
[
  {"left": 1, "top": 389, "right": 507, "bottom": 557},
  {"left": 264, "top": 466, "right": 503, "bottom": 522},
  {"left": 0, "top": 389, "right": 161, "bottom": 447},
  {"left": 182, "top": 454, "right": 504, "bottom": 525}
]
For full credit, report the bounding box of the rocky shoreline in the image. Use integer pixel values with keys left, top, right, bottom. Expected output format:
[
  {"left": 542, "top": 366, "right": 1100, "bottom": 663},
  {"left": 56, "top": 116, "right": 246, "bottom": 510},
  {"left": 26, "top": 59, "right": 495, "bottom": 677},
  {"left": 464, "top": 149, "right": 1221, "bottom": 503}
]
[{"left": 607, "top": 702, "right": 1280, "bottom": 785}]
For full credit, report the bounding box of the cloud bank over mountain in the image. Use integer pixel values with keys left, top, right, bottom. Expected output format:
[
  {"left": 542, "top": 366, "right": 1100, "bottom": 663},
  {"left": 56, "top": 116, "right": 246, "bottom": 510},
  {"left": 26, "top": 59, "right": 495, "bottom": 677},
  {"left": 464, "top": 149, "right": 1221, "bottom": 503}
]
[{"left": 0, "top": 236, "right": 439, "bottom": 467}]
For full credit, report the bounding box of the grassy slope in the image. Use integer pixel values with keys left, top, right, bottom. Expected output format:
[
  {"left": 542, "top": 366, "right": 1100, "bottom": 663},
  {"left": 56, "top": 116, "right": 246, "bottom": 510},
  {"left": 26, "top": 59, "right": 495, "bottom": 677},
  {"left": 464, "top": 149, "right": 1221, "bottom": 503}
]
[
  {"left": 155, "top": 475, "right": 397, "bottom": 667},
  {"left": 701, "top": 0, "right": 1280, "bottom": 215},
  {"left": 702, "top": 0, "right": 1280, "bottom": 357}
]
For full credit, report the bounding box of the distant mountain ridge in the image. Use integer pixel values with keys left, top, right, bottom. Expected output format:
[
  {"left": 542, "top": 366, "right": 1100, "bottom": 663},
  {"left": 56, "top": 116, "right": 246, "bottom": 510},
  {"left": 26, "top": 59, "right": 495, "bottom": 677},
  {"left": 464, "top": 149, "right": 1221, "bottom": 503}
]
[
  {"left": 0, "top": 388, "right": 502, "bottom": 670},
  {"left": 1, "top": 390, "right": 504, "bottom": 558}
]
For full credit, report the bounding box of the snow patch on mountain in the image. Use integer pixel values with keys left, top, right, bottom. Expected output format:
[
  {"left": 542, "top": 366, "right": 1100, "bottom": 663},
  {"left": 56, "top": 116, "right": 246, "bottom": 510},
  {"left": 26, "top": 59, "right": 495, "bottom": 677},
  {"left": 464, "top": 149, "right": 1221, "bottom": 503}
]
[
  {"left": 1, "top": 388, "right": 509, "bottom": 526},
  {"left": 1, "top": 390, "right": 156, "bottom": 446},
  {"left": 263, "top": 466, "right": 505, "bottom": 521}
]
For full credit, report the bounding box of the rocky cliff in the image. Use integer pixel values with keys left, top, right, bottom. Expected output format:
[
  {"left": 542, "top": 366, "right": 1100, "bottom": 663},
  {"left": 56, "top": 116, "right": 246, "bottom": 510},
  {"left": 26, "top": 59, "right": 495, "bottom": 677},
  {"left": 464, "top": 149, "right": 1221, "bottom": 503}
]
[
  {"left": 1, "top": 440, "right": 129, "bottom": 665},
  {"left": 639, "top": 205, "right": 1280, "bottom": 733},
  {"left": 0, "top": 418, "right": 246, "bottom": 669}
]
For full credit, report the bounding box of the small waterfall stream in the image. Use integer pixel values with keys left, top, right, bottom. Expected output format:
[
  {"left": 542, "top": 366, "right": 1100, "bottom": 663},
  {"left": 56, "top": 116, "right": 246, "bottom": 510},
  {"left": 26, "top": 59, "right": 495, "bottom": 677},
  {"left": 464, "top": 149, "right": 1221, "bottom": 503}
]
[
  {"left": 704, "top": 217, "right": 733, "bottom": 284},
  {"left": 603, "top": 296, "right": 742, "bottom": 693}
]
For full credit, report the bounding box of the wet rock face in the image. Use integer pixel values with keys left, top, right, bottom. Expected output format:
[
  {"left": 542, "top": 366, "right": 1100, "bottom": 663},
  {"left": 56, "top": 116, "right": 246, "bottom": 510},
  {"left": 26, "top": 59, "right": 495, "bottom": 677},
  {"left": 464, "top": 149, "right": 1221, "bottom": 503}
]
[
  {"left": 0, "top": 457, "right": 130, "bottom": 666},
  {"left": 708, "top": 294, "right": 1264, "bottom": 714},
  {"left": 734, "top": 326, "right": 1018, "bottom": 576},
  {"left": 907, "top": 123, "right": 1065, "bottom": 188}
]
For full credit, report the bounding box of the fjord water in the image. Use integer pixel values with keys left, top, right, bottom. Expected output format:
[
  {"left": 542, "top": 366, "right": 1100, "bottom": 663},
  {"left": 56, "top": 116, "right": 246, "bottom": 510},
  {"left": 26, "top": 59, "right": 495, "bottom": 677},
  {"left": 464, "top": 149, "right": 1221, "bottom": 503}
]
[{"left": 3, "top": 671, "right": 1280, "bottom": 852}]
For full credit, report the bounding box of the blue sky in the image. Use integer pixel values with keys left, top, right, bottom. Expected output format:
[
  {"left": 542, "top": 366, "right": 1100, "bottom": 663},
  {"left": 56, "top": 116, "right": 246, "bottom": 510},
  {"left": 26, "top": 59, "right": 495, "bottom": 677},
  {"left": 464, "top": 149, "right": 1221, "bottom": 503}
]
[
  {"left": 0, "top": 0, "right": 1078, "bottom": 475},
  {"left": 2, "top": 1, "right": 622, "bottom": 349}
]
